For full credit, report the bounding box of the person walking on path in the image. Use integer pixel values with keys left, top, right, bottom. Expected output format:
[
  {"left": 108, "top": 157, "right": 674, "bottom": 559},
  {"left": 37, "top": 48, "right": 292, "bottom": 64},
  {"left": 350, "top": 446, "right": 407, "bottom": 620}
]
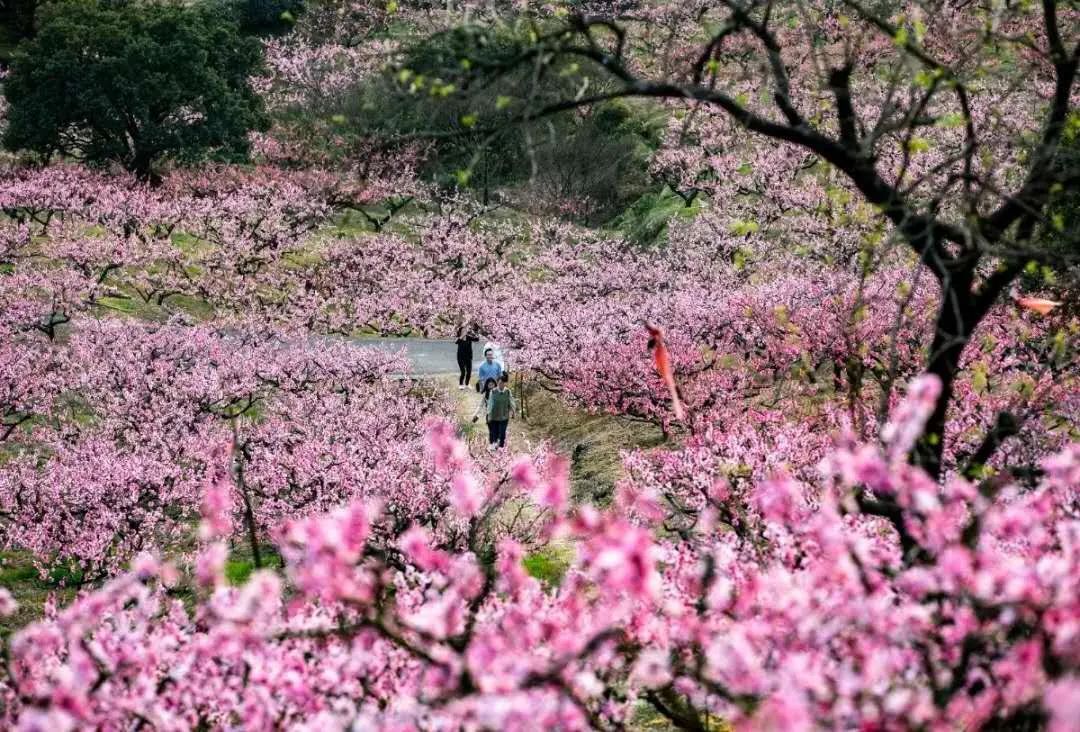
[
  {"left": 471, "top": 377, "right": 498, "bottom": 425},
  {"left": 476, "top": 347, "right": 503, "bottom": 393},
  {"left": 486, "top": 373, "right": 515, "bottom": 449},
  {"left": 455, "top": 321, "right": 480, "bottom": 390}
]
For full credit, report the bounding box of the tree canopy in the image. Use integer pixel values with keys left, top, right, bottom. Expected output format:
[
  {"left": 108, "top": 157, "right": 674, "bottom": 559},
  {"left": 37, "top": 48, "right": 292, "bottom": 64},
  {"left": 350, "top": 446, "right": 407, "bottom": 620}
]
[{"left": 2, "top": 0, "right": 268, "bottom": 179}]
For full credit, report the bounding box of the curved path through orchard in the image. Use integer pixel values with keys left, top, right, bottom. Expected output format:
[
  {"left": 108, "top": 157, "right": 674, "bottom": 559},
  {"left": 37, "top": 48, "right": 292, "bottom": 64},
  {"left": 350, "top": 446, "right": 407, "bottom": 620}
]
[
  {"left": 352, "top": 336, "right": 535, "bottom": 446},
  {"left": 352, "top": 336, "right": 503, "bottom": 377}
]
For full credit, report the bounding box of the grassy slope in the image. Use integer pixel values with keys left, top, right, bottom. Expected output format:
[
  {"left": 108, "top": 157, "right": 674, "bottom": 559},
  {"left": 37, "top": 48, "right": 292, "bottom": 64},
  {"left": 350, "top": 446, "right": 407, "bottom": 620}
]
[
  {"left": 0, "top": 551, "right": 79, "bottom": 635},
  {"left": 517, "top": 381, "right": 666, "bottom": 505}
]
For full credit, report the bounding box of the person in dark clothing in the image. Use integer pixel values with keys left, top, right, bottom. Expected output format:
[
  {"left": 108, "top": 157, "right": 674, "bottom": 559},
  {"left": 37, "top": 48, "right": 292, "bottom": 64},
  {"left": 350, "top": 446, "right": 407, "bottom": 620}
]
[
  {"left": 485, "top": 373, "right": 515, "bottom": 449},
  {"left": 454, "top": 321, "right": 480, "bottom": 389}
]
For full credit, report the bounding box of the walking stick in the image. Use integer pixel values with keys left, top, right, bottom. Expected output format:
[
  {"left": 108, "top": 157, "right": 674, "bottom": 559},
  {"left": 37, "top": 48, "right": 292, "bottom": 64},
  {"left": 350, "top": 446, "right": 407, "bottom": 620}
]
[{"left": 517, "top": 371, "right": 527, "bottom": 422}]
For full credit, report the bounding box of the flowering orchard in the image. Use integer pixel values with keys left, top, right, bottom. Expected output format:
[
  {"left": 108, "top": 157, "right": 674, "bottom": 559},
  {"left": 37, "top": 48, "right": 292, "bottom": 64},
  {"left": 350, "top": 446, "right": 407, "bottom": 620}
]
[
  {"left": 0, "top": 392, "right": 1078, "bottom": 730},
  {"left": 0, "top": 0, "right": 1078, "bottom": 729},
  {"left": 1, "top": 170, "right": 1077, "bottom": 730}
]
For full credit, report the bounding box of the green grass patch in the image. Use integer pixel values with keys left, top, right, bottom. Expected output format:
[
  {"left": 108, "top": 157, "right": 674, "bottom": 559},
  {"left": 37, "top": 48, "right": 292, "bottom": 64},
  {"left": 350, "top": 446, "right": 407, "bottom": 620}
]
[
  {"left": 225, "top": 544, "right": 282, "bottom": 585},
  {"left": 45, "top": 560, "right": 86, "bottom": 587},
  {"left": 523, "top": 544, "right": 573, "bottom": 587},
  {"left": 0, "top": 557, "right": 39, "bottom": 587},
  {"left": 95, "top": 295, "right": 140, "bottom": 314},
  {"left": 457, "top": 417, "right": 478, "bottom": 439},
  {"left": 94, "top": 294, "right": 164, "bottom": 322},
  {"left": 329, "top": 202, "right": 421, "bottom": 238},
  {"left": 171, "top": 231, "right": 211, "bottom": 255},
  {"left": 225, "top": 559, "right": 255, "bottom": 585},
  {"left": 0, "top": 551, "right": 80, "bottom": 637},
  {"left": 0, "top": 554, "right": 86, "bottom": 590},
  {"left": 518, "top": 382, "right": 665, "bottom": 505},
  {"left": 167, "top": 293, "right": 216, "bottom": 320},
  {"left": 0, "top": 536, "right": 285, "bottom": 636},
  {"left": 330, "top": 208, "right": 379, "bottom": 237}
]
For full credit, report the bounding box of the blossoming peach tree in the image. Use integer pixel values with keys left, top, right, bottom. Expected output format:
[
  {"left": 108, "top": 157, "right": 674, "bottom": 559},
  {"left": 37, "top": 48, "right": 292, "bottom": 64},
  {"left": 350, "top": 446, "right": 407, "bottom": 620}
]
[{"left": 434, "top": 0, "right": 1079, "bottom": 478}]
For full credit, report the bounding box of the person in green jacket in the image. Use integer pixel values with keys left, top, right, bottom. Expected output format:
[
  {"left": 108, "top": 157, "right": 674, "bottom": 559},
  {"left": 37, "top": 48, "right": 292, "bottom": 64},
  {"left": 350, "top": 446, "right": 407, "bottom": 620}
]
[{"left": 486, "top": 373, "right": 515, "bottom": 449}]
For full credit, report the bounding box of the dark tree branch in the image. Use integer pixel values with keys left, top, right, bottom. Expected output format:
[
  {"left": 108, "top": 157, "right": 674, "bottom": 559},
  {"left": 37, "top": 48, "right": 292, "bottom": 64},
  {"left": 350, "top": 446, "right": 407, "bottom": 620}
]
[{"left": 856, "top": 494, "right": 928, "bottom": 564}]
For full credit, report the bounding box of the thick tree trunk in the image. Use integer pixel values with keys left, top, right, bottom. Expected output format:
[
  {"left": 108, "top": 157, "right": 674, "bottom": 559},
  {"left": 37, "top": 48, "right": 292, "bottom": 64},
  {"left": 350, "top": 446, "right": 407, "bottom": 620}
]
[
  {"left": 130, "top": 148, "right": 161, "bottom": 186},
  {"left": 913, "top": 271, "right": 992, "bottom": 480},
  {"left": 913, "top": 330, "right": 966, "bottom": 481},
  {"left": 232, "top": 428, "right": 263, "bottom": 570}
]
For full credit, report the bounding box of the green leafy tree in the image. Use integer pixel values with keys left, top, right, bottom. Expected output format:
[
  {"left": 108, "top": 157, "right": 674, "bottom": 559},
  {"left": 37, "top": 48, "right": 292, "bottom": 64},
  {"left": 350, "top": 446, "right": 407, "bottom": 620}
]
[
  {"left": 338, "top": 24, "right": 655, "bottom": 216},
  {"left": 2, "top": 0, "right": 268, "bottom": 180}
]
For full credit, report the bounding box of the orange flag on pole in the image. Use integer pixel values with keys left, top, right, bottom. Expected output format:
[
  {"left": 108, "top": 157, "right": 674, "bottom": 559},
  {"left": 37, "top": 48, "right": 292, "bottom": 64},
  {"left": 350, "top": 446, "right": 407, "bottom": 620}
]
[
  {"left": 645, "top": 323, "right": 686, "bottom": 422},
  {"left": 1015, "top": 297, "right": 1062, "bottom": 315}
]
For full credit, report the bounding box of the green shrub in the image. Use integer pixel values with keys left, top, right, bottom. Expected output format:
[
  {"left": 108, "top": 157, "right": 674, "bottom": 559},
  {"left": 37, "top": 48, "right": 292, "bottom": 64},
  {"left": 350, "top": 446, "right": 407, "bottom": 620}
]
[{"left": 615, "top": 187, "right": 703, "bottom": 246}]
